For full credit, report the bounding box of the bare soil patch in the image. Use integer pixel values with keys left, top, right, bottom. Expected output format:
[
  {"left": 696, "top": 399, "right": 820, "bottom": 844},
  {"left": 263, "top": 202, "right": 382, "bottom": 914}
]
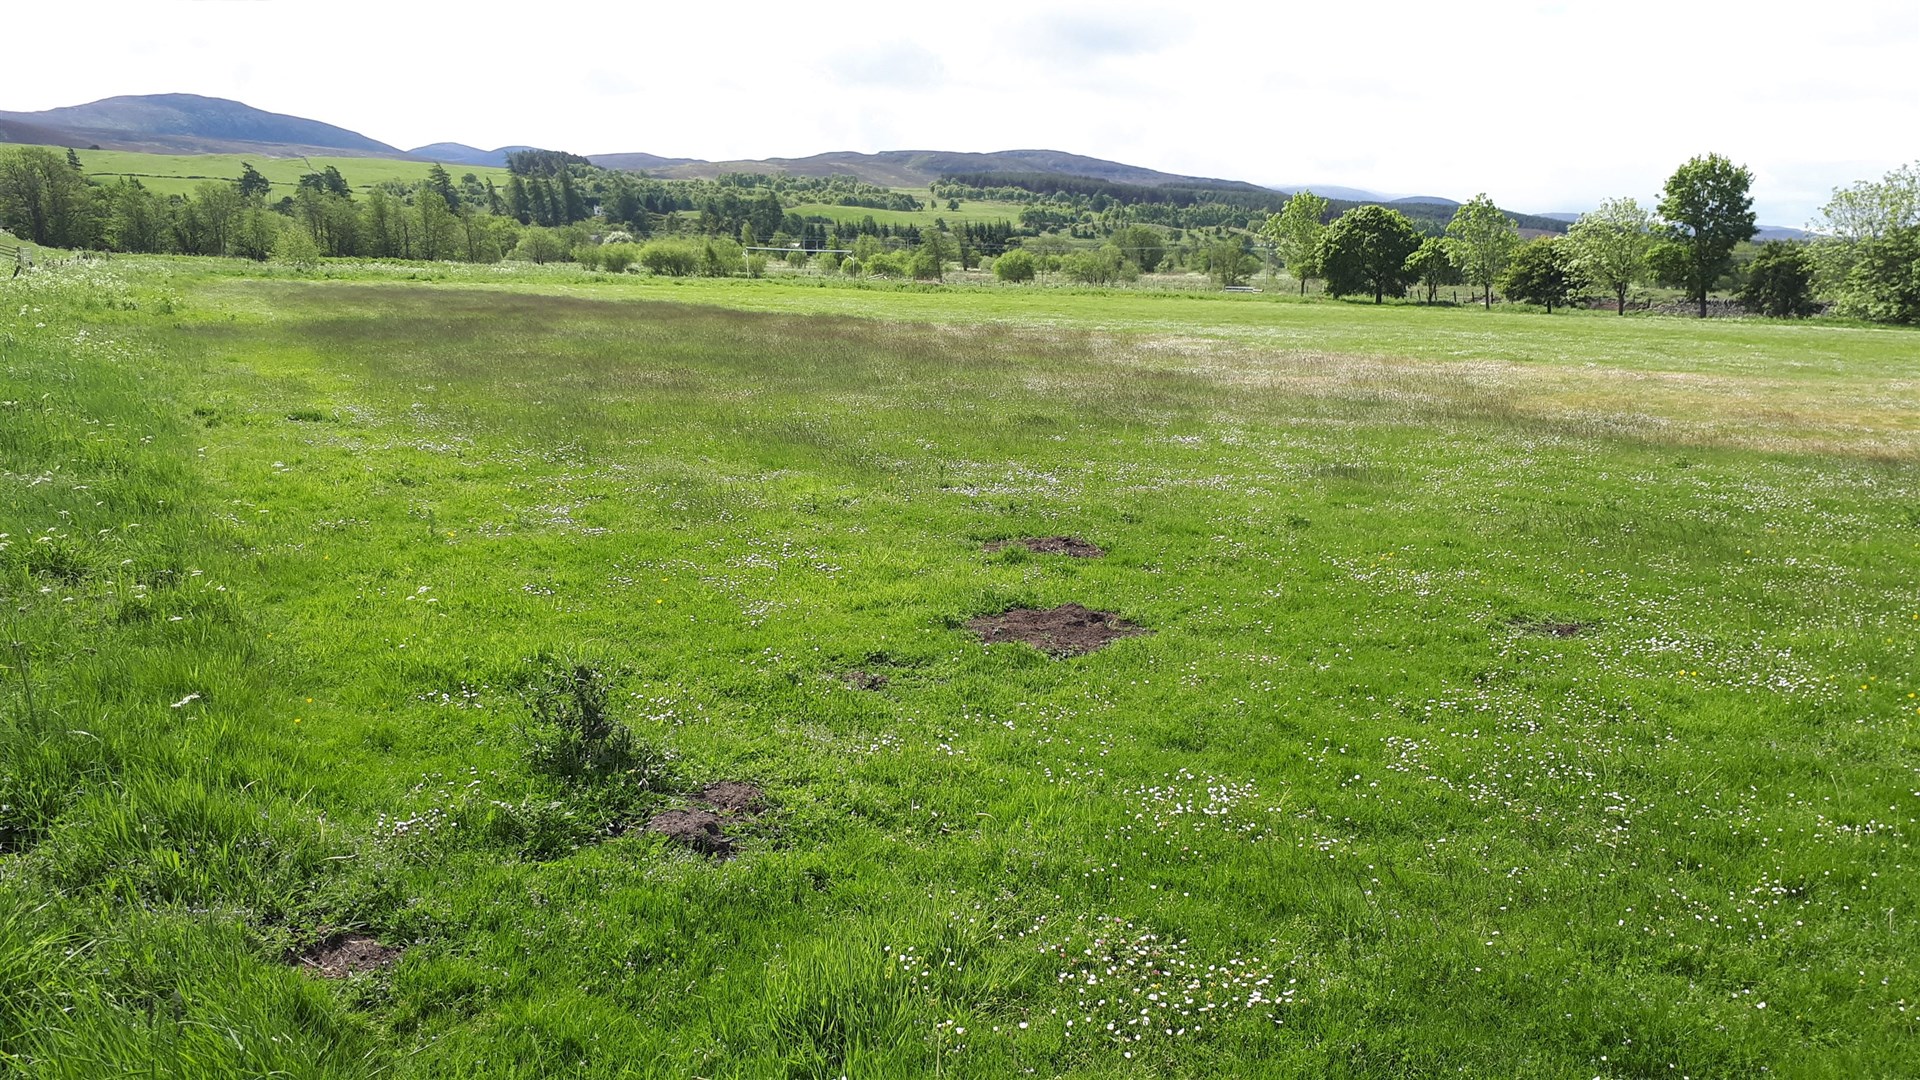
[
  {"left": 985, "top": 536, "right": 1105, "bottom": 558},
  {"left": 296, "top": 934, "right": 401, "bottom": 978},
  {"left": 966, "top": 603, "right": 1148, "bottom": 656},
  {"left": 839, "top": 669, "right": 889, "bottom": 691},
  {"left": 646, "top": 808, "right": 734, "bottom": 858},
  {"left": 1509, "top": 616, "right": 1592, "bottom": 638},
  {"left": 697, "top": 781, "right": 765, "bottom": 815}
]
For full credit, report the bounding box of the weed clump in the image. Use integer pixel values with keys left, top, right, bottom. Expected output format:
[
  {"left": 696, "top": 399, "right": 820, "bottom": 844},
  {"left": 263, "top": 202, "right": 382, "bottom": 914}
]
[
  {"left": 503, "top": 656, "right": 675, "bottom": 855},
  {"left": 518, "top": 657, "right": 669, "bottom": 788}
]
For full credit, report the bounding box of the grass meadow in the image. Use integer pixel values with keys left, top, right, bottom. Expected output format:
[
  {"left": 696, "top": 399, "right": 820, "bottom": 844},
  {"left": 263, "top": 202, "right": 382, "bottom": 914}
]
[
  {"left": 2, "top": 257, "right": 1917, "bottom": 1078},
  {"left": 783, "top": 201, "right": 1032, "bottom": 230},
  {"left": 50, "top": 147, "right": 512, "bottom": 200}
]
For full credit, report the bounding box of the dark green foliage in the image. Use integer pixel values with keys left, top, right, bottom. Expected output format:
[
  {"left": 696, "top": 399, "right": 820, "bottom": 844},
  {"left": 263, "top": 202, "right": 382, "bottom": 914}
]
[
  {"left": 1500, "top": 237, "right": 1585, "bottom": 313},
  {"left": 1109, "top": 223, "right": 1167, "bottom": 272},
  {"left": 1203, "top": 239, "right": 1257, "bottom": 287},
  {"left": 505, "top": 149, "right": 591, "bottom": 177},
  {"left": 423, "top": 163, "right": 460, "bottom": 210},
  {"left": 1320, "top": 204, "right": 1422, "bottom": 302},
  {"left": 1738, "top": 241, "right": 1819, "bottom": 318},
  {"left": 518, "top": 658, "right": 663, "bottom": 787},
  {"left": 1658, "top": 153, "right": 1757, "bottom": 317},
  {"left": 911, "top": 231, "right": 950, "bottom": 280},
  {"left": 1404, "top": 236, "right": 1460, "bottom": 303},
  {"left": 0, "top": 146, "right": 99, "bottom": 247},
  {"left": 236, "top": 162, "right": 271, "bottom": 199},
  {"left": 296, "top": 165, "right": 351, "bottom": 199},
  {"left": 1829, "top": 227, "right": 1920, "bottom": 324}
]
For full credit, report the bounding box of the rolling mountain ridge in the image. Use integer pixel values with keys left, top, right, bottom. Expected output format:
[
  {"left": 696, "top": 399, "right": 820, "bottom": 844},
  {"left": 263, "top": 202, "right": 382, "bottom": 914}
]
[
  {"left": 0, "top": 94, "right": 403, "bottom": 156},
  {"left": 0, "top": 94, "right": 1806, "bottom": 235},
  {"left": 602, "top": 147, "right": 1272, "bottom": 192},
  {"left": 409, "top": 143, "right": 545, "bottom": 168}
]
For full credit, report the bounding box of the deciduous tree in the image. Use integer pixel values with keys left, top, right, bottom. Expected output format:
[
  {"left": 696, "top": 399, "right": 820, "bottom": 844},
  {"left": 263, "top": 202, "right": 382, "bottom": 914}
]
[
  {"left": 1110, "top": 224, "right": 1165, "bottom": 273},
  {"left": 0, "top": 146, "right": 98, "bottom": 247},
  {"left": 1658, "top": 153, "right": 1757, "bottom": 318},
  {"left": 1203, "top": 238, "right": 1258, "bottom": 287},
  {"left": 1444, "top": 194, "right": 1519, "bottom": 309},
  {"left": 1566, "top": 197, "right": 1653, "bottom": 315},
  {"left": 1319, "top": 205, "right": 1422, "bottom": 303},
  {"left": 1404, "top": 237, "right": 1460, "bottom": 304},
  {"left": 1811, "top": 161, "right": 1919, "bottom": 324},
  {"left": 1261, "top": 190, "right": 1329, "bottom": 294},
  {"left": 1499, "top": 237, "right": 1584, "bottom": 313},
  {"left": 1737, "top": 242, "right": 1818, "bottom": 318},
  {"left": 993, "top": 248, "right": 1036, "bottom": 283}
]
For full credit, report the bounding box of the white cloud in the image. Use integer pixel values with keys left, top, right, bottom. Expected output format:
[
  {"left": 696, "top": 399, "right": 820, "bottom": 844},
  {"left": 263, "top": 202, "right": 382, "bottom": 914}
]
[{"left": 5, "top": 0, "right": 1915, "bottom": 223}]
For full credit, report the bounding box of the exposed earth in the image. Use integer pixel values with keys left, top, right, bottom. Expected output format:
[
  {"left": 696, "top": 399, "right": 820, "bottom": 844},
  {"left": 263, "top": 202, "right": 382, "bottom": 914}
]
[
  {"left": 984, "top": 535, "right": 1105, "bottom": 557},
  {"left": 296, "top": 934, "right": 402, "bottom": 979},
  {"left": 965, "top": 603, "right": 1148, "bottom": 656}
]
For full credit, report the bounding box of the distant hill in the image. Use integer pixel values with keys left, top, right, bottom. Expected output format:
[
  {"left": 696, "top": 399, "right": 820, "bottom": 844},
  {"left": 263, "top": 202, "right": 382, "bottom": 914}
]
[
  {"left": 1543, "top": 211, "right": 1810, "bottom": 242},
  {"left": 1272, "top": 184, "right": 1393, "bottom": 202},
  {"left": 594, "top": 147, "right": 1265, "bottom": 191},
  {"left": 0, "top": 94, "right": 403, "bottom": 156},
  {"left": 589, "top": 151, "right": 702, "bottom": 172},
  {"left": 409, "top": 143, "right": 543, "bottom": 168},
  {"left": 0, "top": 94, "right": 1584, "bottom": 235}
]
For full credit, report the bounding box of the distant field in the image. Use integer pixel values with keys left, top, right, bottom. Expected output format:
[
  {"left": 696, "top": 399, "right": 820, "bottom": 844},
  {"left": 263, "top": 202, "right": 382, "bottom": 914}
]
[
  {"left": 40, "top": 146, "right": 512, "bottom": 199},
  {"left": 785, "top": 198, "right": 1030, "bottom": 229},
  {"left": 3, "top": 258, "right": 1916, "bottom": 1078}
]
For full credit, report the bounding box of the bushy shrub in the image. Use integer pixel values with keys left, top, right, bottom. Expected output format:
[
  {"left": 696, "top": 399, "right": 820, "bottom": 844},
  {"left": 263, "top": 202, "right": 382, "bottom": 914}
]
[
  {"left": 1738, "top": 241, "right": 1819, "bottom": 318},
  {"left": 993, "top": 248, "right": 1036, "bottom": 283},
  {"left": 511, "top": 228, "right": 566, "bottom": 264},
  {"left": 1063, "top": 246, "right": 1136, "bottom": 285},
  {"left": 270, "top": 223, "right": 320, "bottom": 269},
  {"left": 600, "top": 242, "right": 638, "bottom": 274},
  {"left": 700, "top": 239, "right": 744, "bottom": 277},
  {"left": 639, "top": 238, "right": 701, "bottom": 276},
  {"left": 1827, "top": 228, "right": 1920, "bottom": 324},
  {"left": 864, "top": 252, "right": 907, "bottom": 278}
]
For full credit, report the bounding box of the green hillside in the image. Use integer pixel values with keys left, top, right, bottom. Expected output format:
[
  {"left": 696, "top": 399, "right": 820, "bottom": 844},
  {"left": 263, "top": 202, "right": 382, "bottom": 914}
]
[{"left": 49, "top": 146, "right": 510, "bottom": 199}]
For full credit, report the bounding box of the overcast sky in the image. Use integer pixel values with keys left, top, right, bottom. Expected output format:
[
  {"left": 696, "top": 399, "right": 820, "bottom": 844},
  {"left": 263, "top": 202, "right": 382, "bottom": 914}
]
[{"left": 6, "top": 0, "right": 1915, "bottom": 224}]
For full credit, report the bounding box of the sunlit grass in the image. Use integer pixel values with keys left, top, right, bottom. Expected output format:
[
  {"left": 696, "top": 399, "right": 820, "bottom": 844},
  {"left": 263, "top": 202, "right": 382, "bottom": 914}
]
[{"left": 2, "top": 260, "right": 1916, "bottom": 1078}]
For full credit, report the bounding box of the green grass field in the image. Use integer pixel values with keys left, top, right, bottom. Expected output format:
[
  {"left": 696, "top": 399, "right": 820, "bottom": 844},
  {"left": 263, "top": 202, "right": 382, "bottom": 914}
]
[
  {"left": 36, "top": 146, "right": 513, "bottom": 199},
  {"left": 3, "top": 257, "right": 1917, "bottom": 1078},
  {"left": 785, "top": 199, "right": 1030, "bottom": 230}
]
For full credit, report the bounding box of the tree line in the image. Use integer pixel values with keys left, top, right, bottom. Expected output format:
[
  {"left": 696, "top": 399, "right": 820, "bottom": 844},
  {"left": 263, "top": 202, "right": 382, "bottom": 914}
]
[
  {"left": 3, "top": 142, "right": 1913, "bottom": 323},
  {"left": 1256, "top": 155, "right": 1918, "bottom": 324}
]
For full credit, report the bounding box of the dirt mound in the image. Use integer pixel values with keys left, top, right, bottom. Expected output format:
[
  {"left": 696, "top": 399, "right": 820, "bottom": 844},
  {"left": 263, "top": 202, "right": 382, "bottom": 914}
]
[
  {"left": 966, "top": 603, "right": 1148, "bottom": 656},
  {"left": 1508, "top": 616, "right": 1591, "bottom": 638},
  {"left": 646, "top": 808, "right": 733, "bottom": 858},
  {"left": 839, "top": 669, "right": 889, "bottom": 691},
  {"left": 697, "top": 781, "right": 765, "bottom": 815},
  {"left": 296, "top": 934, "right": 401, "bottom": 978},
  {"left": 985, "top": 536, "right": 1105, "bottom": 558}
]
